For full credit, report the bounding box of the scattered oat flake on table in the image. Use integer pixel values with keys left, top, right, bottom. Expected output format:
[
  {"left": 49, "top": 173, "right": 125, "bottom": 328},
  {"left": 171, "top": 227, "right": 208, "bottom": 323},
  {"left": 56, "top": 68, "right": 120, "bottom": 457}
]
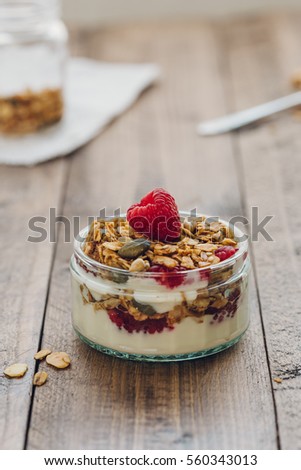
[
  {"left": 273, "top": 377, "right": 283, "bottom": 384},
  {"left": 4, "top": 363, "right": 28, "bottom": 378},
  {"left": 34, "top": 349, "right": 52, "bottom": 360},
  {"left": 33, "top": 371, "right": 48, "bottom": 386},
  {"left": 46, "top": 352, "right": 71, "bottom": 369}
]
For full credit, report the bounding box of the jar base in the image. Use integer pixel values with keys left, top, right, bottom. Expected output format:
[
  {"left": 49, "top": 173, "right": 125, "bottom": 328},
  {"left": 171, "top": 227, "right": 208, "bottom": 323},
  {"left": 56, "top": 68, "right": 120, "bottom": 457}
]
[{"left": 74, "top": 327, "right": 247, "bottom": 362}]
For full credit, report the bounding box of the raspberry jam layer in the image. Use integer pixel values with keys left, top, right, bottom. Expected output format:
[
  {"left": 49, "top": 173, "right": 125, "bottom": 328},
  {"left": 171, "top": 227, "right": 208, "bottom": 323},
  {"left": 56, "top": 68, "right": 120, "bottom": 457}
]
[{"left": 108, "top": 308, "right": 174, "bottom": 334}]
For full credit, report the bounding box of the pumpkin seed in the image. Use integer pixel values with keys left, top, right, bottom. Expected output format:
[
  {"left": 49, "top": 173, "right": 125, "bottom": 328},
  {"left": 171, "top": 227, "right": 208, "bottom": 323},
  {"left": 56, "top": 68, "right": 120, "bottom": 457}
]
[
  {"left": 111, "top": 271, "right": 129, "bottom": 284},
  {"left": 132, "top": 299, "right": 156, "bottom": 316},
  {"left": 101, "top": 270, "right": 128, "bottom": 284},
  {"left": 118, "top": 238, "right": 150, "bottom": 259}
]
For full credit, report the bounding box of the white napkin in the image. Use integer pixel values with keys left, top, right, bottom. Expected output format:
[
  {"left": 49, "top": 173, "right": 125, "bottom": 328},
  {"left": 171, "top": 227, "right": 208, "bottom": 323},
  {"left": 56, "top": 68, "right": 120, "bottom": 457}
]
[{"left": 0, "top": 58, "right": 160, "bottom": 165}]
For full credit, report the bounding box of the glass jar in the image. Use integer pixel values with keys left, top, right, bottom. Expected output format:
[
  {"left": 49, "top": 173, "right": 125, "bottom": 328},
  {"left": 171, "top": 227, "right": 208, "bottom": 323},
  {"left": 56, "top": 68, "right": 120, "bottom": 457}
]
[
  {"left": 0, "top": 0, "right": 68, "bottom": 134},
  {"left": 70, "top": 215, "right": 250, "bottom": 362}
]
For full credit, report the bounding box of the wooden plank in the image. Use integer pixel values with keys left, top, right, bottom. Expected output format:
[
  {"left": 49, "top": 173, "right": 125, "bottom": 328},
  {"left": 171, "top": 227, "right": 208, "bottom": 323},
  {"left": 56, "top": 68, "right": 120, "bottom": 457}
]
[
  {"left": 27, "top": 22, "right": 277, "bottom": 449},
  {"left": 0, "top": 158, "right": 68, "bottom": 449},
  {"left": 0, "top": 29, "right": 86, "bottom": 450},
  {"left": 221, "top": 13, "right": 301, "bottom": 449}
]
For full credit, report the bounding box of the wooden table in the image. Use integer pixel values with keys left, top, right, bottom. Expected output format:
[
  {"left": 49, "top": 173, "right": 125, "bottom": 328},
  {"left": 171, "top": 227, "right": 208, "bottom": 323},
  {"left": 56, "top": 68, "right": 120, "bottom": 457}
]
[{"left": 1, "top": 14, "right": 301, "bottom": 450}]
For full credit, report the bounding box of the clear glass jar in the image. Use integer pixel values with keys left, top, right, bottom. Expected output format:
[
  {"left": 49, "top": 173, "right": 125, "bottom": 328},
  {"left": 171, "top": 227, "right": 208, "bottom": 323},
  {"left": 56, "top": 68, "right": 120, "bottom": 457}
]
[
  {"left": 70, "top": 215, "right": 250, "bottom": 362},
  {"left": 0, "top": 0, "right": 68, "bottom": 134}
]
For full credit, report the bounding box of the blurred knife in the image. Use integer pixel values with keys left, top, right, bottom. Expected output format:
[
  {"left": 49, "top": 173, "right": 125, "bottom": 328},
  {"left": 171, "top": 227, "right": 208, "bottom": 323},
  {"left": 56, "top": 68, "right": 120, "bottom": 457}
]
[{"left": 197, "top": 91, "right": 301, "bottom": 136}]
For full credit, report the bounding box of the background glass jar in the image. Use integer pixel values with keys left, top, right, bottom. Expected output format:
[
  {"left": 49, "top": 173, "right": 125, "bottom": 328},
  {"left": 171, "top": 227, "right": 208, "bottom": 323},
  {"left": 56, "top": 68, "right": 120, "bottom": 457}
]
[
  {"left": 70, "top": 215, "right": 251, "bottom": 362},
  {"left": 0, "top": 0, "right": 68, "bottom": 134}
]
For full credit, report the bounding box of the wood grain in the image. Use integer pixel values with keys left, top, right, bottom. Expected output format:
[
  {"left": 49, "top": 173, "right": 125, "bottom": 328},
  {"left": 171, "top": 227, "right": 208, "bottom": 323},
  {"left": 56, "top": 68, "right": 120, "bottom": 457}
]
[
  {"left": 220, "top": 13, "right": 301, "bottom": 449},
  {"left": 26, "top": 22, "right": 276, "bottom": 449},
  {"left": 0, "top": 159, "right": 68, "bottom": 449},
  {"left": 0, "top": 30, "right": 89, "bottom": 450}
]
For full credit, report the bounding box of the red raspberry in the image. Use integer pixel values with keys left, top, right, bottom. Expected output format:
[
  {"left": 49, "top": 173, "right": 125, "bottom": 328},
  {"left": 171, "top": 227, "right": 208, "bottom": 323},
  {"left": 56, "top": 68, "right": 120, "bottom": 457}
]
[
  {"left": 149, "top": 264, "right": 186, "bottom": 289},
  {"left": 214, "top": 246, "right": 237, "bottom": 261},
  {"left": 108, "top": 308, "right": 173, "bottom": 334},
  {"left": 127, "top": 188, "right": 181, "bottom": 242}
]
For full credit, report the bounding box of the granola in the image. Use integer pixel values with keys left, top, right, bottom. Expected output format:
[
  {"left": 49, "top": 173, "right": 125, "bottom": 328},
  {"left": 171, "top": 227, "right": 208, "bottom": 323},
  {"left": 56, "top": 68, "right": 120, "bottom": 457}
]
[
  {"left": 0, "top": 88, "right": 63, "bottom": 134},
  {"left": 83, "top": 217, "right": 237, "bottom": 272},
  {"left": 73, "top": 216, "right": 244, "bottom": 328}
]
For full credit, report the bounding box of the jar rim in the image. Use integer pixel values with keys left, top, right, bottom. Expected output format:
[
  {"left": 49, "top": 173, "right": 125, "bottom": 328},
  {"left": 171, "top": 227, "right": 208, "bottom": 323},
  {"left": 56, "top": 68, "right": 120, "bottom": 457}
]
[{"left": 73, "top": 212, "right": 249, "bottom": 279}]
